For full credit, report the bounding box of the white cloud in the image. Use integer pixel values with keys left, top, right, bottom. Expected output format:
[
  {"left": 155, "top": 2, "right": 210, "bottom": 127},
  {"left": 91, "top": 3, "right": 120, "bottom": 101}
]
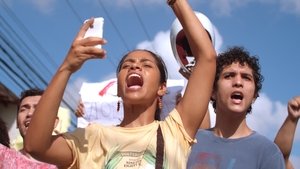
[
  {"left": 279, "top": 0, "right": 300, "bottom": 15},
  {"left": 136, "top": 30, "right": 183, "bottom": 80},
  {"left": 291, "top": 155, "right": 300, "bottom": 169},
  {"left": 101, "top": 0, "right": 163, "bottom": 8},
  {"left": 248, "top": 93, "right": 300, "bottom": 167},
  {"left": 248, "top": 93, "right": 287, "bottom": 138},
  {"left": 213, "top": 25, "right": 223, "bottom": 54},
  {"left": 207, "top": 0, "right": 300, "bottom": 16},
  {"left": 209, "top": 0, "right": 251, "bottom": 16},
  {"left": 136, "top": 20, "right": 223, "bottom": 79},
  {"left": 27, "top": 0, "right": 56, "bottom": 14},
  {"left": 248, "top": 93, "right": 300, "bottom": 142}
]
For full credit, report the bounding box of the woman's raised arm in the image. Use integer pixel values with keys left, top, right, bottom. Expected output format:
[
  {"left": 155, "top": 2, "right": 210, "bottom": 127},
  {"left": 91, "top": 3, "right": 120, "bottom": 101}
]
[
  {"left": 24, "top": 18, "right": 107, "bottom": 167},
  {"left": 170, "top": 0, "right": 216, "bottom": 138}
]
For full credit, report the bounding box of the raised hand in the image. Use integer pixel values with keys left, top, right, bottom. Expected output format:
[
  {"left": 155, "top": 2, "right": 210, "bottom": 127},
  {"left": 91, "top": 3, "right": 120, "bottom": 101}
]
[
  {"left": 61, "top": 18, "right": 107, "bottom": 73},
  {"left": 75, "top": 100, "right": 85, "bottom": 117},
  {"left": 287, "top": 96, "right": 300, "bottom": 121}
]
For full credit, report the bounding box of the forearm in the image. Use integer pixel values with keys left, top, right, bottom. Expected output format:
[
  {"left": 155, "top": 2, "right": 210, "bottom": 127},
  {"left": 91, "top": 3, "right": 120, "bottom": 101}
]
[
  {"left": 170, "top": 0, "right": 216, "bottom": 136},
  {"left": 24, "top": 67, "right": 72, "bottom": 154},
  {"left": 274, "top": 116, "right": 298, "bottom": 159},
  {"left": 199, "top": 109, "right": 211, "bottom": 129},
  {"left": 170, "top": 0, "right": 216, "bottom": 62}
]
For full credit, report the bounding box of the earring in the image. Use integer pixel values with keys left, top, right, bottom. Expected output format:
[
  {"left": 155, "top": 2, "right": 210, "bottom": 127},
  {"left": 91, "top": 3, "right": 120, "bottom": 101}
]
[
  {"left": 117, "top": 100, "right": 120, "bottom": 112},
  {"left": 158, "top": 96, "right": 163, "bottom": 110}
]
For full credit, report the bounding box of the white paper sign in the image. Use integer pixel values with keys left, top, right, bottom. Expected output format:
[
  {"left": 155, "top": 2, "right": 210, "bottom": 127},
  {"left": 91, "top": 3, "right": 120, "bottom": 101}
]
[{"left": 78, "top": 78, "right": 184, "bottom": 127}]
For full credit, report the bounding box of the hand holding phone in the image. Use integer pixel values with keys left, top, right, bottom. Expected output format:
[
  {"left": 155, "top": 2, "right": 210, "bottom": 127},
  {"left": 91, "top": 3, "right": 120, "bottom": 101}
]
[{"left": 84, "top": 17, "right": 104, "bottom": 49}]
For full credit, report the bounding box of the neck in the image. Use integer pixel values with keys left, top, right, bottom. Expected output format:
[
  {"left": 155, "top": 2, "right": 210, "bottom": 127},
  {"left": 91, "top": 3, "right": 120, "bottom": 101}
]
[
  {"left": 120, "top": 102, "right": 157, "bottom": 127},
  {"left": 213, "top": 111, "right": 252, "bottom": 139},
  {"left": 20, "top": 148, "right": 35, "bottom": 160}
]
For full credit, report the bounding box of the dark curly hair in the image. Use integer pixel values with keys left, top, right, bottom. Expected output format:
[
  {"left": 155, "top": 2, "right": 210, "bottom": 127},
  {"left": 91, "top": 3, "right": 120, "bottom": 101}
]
[
  {"left": 212, "top": 46, "right": 264, "bottom": 113},
  {"left": 17, "top": 88, "right": 44, "bottom": 113},
  {"left": 116, "top": 49, "right": 168, "bottom": 120}
]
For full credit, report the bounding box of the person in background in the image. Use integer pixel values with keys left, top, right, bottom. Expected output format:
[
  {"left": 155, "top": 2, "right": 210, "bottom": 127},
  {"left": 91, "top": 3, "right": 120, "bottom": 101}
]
[
  {"left": 0, "top": 117, "right": 10, "bottom": 148},
  {"left": 0, "top": 115, "right": 57, "bottom": 168},
  {"left": 16, "top": 88, "right": 58, "bottom": 168},
  {"left": 274, "top": 96, "right": 300, "bottom": 169},
  {"left": 24, "top": 0, "right": 216, "bottom": 168},
  {"left": 187, "top": 46, "right": 285, "bottom": 169},
  {"left": 0, "top": 142, "right": 57, "bottom": 169}
]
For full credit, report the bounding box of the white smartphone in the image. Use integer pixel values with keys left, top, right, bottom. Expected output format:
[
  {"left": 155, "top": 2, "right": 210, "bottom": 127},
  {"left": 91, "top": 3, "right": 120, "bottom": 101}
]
[{"left": 84, "top": 17, "right": 104, "bottom": 49}]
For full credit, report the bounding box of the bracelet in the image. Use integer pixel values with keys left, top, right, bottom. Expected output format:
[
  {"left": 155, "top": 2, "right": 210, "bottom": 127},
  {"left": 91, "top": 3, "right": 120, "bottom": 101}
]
[{"left": 167, "top": 0, "right": 176, "bottom": 6}]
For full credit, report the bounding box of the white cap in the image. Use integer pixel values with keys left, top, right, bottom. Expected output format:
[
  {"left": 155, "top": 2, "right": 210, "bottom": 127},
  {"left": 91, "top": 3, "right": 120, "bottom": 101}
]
[{"left": 170, "top": 11, "right": 215, "bottom": 74}]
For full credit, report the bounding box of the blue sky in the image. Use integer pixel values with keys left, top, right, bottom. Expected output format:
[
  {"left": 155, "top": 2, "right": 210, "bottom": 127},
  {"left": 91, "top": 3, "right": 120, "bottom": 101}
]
[{"left": 0, "top": 0, "right": 299, "bottom": 167}]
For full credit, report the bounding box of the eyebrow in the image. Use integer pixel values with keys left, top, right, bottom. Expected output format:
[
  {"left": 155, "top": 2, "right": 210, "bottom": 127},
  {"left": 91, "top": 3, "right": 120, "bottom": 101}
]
[
  {"left": 19, "top": 104, "right": 30, "bottom": 110},
  {"left": 123, "top": 58, "right": 155, "bottom": 64},
  {"left": 223, "top": 70, "right": 253, "bottom": 77},
  {"left": 241, "top": 72, "right": 254, "bottom": 79},
  {"left": 19, "top": 102, "right": 38, "bottom": 108}
]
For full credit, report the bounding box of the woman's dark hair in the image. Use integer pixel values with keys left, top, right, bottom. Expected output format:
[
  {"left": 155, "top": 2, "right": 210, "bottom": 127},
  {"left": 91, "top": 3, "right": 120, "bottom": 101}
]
[
  {"left": 0, "top": 117, "right": 10, "bottom": 148},
  {"left": 116, "top": 49, "right": 168, "bottom": 84},
  {"left": 116, "top": 49, "right": 168, "bottom": 120},
  {"left": 212, "top": 46, "right": 264, "bottom": 113}
]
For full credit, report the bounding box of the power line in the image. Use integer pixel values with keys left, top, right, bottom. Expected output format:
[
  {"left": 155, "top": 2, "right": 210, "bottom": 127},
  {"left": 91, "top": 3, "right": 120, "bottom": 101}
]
[
  {"left": 0, "top": 0, "right": 58, "bottom": 73},
  {"left": 64, "top": 0, "right": 118, "bottom": 68},
  {"left": 0, "top": 32, "right": 76, "bottom": 113},
  {"left": 0, "top": 34, "right": 41, "bottom": 88},
  {"left": 0, "top": 46, "right": 32, "bottom": 90},
  {"left": 0, "top": 0, "right": 77, "bottom": 113},
  {"left": 0, "top": 57, "right": 27, "bottom": 91},
  {"left": 65, "top": 0, "right": 83, "bottom": 23},
  {"left": 0, "top": 69, "right": 25, "bottom": 93},
  {"left": 0, "top": 14, "right": 52, "bottom": 83},
  {"left": 96, "top": 0, "right": 130, "bottom": 52},
  {"left": 0, "top": 0, "right": 82, "bottom": 112}
]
